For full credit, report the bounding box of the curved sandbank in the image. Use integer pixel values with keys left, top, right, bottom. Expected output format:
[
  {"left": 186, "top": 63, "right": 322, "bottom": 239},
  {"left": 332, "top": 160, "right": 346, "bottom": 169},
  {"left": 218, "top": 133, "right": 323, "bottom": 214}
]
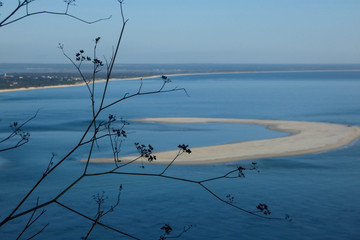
[{"left": 86, "top": 118, "right": 360, "bottom": 165}]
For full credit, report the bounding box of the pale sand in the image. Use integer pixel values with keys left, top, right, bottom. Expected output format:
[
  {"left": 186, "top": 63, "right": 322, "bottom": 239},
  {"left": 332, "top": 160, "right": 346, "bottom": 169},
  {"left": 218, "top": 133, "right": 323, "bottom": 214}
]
[
  {"left": 86, "top": 118, "right": 360, "bottom": 165},
  {"left": 2, "top": 69, "right": 359, "bottom": 93}
]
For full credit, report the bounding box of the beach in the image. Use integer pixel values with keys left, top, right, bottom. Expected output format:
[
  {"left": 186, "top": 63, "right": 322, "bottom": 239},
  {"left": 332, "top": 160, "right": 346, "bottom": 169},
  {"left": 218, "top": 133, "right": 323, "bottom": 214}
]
[
  {"left": 86, "top": 117, "right": 360, "bottom": 165},
  {"left": 1, "top": 69, "right": 359, "bottom": 93}
]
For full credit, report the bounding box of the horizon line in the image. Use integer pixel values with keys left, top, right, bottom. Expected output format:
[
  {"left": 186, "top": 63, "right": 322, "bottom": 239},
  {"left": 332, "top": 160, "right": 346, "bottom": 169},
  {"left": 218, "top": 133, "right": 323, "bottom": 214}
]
[{"left": 1, "top": 62, "right": 360, "bottom": 66}]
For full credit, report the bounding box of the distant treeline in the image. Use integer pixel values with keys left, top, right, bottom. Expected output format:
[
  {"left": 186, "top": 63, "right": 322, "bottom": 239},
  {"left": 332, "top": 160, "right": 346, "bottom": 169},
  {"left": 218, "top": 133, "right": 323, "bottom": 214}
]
[
  {"left": 0, "top": 72, "right": 175, "bottom": 90},
  {"left": 1, "top": 63, "right": 359, "bottom": 90}
]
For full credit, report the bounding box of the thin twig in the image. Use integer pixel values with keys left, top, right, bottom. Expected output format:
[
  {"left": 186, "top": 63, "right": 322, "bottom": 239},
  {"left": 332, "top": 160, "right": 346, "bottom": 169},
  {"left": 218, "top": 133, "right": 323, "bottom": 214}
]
[
  {"left": 0, "top": 111, "right": 38, "bottom": 152},
  {"left": 55, "top": 201, "right": 140, "bottom": 240},
  {"left": 16, "top": 198, "right": 47, "bottom": 240},
  {"left": 0, "top": 0, "right": 111, "bottom": 28}
]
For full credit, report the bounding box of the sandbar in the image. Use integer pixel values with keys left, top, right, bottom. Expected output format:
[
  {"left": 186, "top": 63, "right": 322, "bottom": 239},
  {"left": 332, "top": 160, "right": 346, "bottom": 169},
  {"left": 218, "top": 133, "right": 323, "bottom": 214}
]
[{"left": 86, "top": 117, "right": 360, "bottom": 165}]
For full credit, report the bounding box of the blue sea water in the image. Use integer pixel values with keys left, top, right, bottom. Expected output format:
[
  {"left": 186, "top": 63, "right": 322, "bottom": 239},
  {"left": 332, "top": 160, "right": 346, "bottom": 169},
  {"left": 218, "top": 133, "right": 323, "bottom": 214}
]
[{"left": 0, "top": 70, "right": 360, "bottom": 239}]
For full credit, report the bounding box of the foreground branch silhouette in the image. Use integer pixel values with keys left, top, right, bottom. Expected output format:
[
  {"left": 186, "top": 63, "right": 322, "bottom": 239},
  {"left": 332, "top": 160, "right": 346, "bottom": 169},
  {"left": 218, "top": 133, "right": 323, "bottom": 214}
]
[
  {"left": 0, "top": 0, "right": 110, "bottom": 28},
  {"left": 0, "top": 111, "right": 37, "bottom": 152},
  {"left": 0, "top": 1, "right": 290, "bottom": 239},
  {"left": 0, "top": 0, "right": 109, "bottom": 152}
]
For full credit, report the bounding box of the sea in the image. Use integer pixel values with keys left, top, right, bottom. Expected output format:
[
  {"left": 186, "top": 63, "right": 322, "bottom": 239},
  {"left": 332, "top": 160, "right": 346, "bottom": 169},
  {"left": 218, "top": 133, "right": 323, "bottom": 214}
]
[{"left": 0, "top": 64, "right": 360, "bottom": 239}]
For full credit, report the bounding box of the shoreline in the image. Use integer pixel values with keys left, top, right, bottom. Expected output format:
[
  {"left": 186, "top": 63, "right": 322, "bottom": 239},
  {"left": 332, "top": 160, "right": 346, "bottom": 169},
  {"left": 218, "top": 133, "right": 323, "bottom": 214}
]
[
  {"left": 84, "top": 118, "right": 360, "bottom": 165},
  {"left": 1, "top": 68, "right": 360, "bottom": 93}
]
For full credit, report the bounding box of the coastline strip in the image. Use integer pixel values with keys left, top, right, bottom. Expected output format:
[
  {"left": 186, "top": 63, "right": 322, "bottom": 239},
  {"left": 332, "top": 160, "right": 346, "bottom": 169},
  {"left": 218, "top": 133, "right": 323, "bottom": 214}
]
[
  {"left": 2, "top": 69, "right": 360, "bottom": 93},
  {"left": 86, "top": 118, "right": 360, "bottom": 165}
]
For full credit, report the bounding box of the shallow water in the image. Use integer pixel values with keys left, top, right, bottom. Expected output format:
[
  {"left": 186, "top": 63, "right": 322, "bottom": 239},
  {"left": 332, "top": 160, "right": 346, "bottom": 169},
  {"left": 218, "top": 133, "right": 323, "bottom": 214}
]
[{"left": 1, "top": 70, "right": 360, "bottom": 239}]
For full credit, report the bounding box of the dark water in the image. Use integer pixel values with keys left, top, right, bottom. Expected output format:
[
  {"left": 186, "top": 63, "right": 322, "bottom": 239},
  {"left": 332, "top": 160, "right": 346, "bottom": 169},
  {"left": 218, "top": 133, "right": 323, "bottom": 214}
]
[{"left": 1, "top": 70, "right": 360, "bottom": 239}]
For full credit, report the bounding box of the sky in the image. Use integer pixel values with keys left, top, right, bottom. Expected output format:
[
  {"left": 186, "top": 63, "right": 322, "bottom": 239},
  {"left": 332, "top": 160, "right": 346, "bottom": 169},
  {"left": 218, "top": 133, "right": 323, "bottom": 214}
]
[{"left": 0, "top": 0, "right": 359, "bottom": 64}]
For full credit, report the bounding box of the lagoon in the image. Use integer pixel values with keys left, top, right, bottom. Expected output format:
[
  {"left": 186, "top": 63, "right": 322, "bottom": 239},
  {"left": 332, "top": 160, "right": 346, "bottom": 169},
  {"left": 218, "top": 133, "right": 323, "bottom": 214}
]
[{"left": 1, "top": 70, "right": 360, "bottom": 239}]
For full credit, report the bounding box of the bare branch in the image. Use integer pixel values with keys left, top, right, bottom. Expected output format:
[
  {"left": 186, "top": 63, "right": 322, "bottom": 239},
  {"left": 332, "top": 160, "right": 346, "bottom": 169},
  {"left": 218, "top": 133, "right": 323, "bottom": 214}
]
[
  {"left": 99, "top": 0, "right": 129, "bottom": 110},
  {"left": 160, "top": 144, "right": 192, "bottom": 175},
  {"left": 55, "top": 200, "right": 140, "bottom": 240},
  {"left": 0, "top": 1, "right": 290, "bottom": 239},
  {"left": 16, "top": 197, "right": 48, "bottom": 240},
  {"left": 0, "top": 111, "right": 38, "bottom": 152},
  {"left": 102, "top": 86, "right": 188, "bottom": 111},
  {"left": 0, "top": 0, "right": 111, "bottom": 28},
  {"left": 159, "top": 224, "right": 192, "bottom": 240}
]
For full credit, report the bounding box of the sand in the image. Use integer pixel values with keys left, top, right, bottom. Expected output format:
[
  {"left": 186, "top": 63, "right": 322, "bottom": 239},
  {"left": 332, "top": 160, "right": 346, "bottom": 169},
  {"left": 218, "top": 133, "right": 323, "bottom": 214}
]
[
  {"left": 86, "top": 117, "right": 360, "bottom": 165},
  {"left": 2, "top": 69, "right": 360, "bottom": 93}
]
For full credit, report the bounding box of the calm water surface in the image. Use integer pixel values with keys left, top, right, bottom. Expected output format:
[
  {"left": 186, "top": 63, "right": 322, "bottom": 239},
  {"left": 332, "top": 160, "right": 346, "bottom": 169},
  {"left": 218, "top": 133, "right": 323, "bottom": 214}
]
[{"left": 0, "top": 71, "right": 360, "bottom": 239}]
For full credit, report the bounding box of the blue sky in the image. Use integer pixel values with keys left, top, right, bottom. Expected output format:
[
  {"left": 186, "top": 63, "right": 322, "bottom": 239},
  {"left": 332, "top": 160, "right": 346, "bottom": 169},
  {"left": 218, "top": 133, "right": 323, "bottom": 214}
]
[{"left": 0, "top": 0, "right": 359, "bottom": 64}]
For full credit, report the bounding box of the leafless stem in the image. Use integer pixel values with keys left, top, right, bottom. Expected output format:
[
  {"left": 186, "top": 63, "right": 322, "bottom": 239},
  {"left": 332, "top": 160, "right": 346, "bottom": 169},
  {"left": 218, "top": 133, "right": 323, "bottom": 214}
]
[
  {"left": 0, "top": 111, "right": 38, "bottom": 152},
  {"left": 0, "top": 1, "right": 289, "bottom": 239},
  {"left": 160, "top": 149, "right": 185, "bottom": 175},
  {"left": 99, "top": 0, "right": 128, "bottom": 110},
  {"left": 16, "top": 198, "right": 48, "bottom": 240},
  {"left": 0, "top": 0, "right": 111, "bottom": 28},
  {"left": 55, "top": 200, "right": 139, "bottom": 240},
  {"left": 58, "top": 45, "right": 92, "bottom": 95},
  {"left": 82, "top": 215, "right": 101, "bottom": 240}
]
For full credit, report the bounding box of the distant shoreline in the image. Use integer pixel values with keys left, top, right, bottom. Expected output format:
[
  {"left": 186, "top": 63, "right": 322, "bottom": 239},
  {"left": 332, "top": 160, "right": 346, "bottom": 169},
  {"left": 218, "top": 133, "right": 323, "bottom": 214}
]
[
  {"left": 1, "top": 68, "right": 360, "bottom": 93},
  {"left": 84, "top": 117, "right": 360, "bottom": 165}
]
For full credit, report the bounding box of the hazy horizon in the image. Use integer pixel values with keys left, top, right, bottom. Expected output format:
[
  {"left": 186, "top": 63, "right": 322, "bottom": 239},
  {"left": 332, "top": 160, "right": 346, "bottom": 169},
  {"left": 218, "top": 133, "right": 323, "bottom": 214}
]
[
  {"left": 6, "top": 62, "right": 359, "bottom": 65},
  {"left": 1, "top": 0, "right": 360, "bottom": 64}
]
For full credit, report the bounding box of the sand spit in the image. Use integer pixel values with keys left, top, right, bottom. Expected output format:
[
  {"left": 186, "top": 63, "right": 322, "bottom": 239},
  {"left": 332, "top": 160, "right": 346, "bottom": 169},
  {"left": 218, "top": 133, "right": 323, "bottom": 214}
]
[
  {"left": 86, "top": 118, "right": 360, "bottom": 165},
  {"left": 2, "top": 69, "right": 360, "bottom": 93}
]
